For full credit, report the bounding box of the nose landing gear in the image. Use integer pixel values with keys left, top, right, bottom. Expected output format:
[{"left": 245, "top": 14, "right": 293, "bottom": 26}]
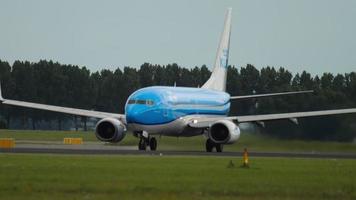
[
  {"left": 137, "top": 131, "right": 157, "bottom": 151},
  {"left": 138, "top": 137, "right": 147, "bottom": 150}
]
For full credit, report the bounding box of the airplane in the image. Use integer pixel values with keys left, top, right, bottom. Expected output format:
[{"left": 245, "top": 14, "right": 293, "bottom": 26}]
[{"left": 1, "top": 8, "right": 356, "bottom": 152}]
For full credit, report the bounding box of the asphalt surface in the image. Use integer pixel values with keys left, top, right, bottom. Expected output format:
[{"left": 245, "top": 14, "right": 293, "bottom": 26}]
[{"left": 1, "top": 146, "right": 356, "bottom": 159}]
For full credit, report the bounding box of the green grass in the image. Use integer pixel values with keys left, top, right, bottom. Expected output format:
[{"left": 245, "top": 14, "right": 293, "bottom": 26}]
[
  {"left": 1, "top": 129, "right": 356, "bottom": 153},
  {"left": 0, "top": 154, "right": 355, "bottom": 200}
]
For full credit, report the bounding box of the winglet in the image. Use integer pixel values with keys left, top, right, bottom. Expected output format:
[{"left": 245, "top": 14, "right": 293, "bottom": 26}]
[{"left": 0, "top": 82, "right": 4, "bottom": 101}]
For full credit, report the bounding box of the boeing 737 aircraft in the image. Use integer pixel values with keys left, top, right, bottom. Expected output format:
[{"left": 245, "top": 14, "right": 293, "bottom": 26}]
[{"left": 1, "top": 8, "right": 356, "bottom": 152}]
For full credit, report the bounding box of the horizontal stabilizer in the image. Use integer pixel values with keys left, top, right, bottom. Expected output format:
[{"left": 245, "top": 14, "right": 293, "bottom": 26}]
[{"left": 230, "top": 90, "right": 313, "bottom": 100}]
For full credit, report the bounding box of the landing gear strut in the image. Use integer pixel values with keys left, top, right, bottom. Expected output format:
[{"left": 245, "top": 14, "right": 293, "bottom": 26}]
[
  {"left": 149, "top": 137, "right": 157, "bottom": 151},
  {"left": 206, "top": 139, "right": 223, "bottom": 152},
  {"left": 138, "top": 137, "right": 147, "bottom": 150},
  {"left": 138, "top": 132, "right": 157, "bottom": 151}
]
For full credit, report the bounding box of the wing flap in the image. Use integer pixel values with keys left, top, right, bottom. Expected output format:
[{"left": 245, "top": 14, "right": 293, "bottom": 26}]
[
  {"left": 234, "top": 108, "right": 356, "bottom": 123},
  {"left": 188, "top": 108, "right": 356, "bottom": 128}
]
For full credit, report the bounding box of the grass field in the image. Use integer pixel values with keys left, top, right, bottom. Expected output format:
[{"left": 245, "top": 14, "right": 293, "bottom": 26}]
[
  {"left": 0, "top": 154, "right": 355, "bottom": 200},
  {"left": 1, "top": 130, "right": 356, "bottom": 199},
  {"left": 1, "top": 129, "right": 356, "bottom": 153}
]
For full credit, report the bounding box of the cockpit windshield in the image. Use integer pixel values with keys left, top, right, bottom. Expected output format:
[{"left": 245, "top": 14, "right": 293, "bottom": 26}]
[{"left": 128, "top": 99, "right": 154, "bottom": 105}]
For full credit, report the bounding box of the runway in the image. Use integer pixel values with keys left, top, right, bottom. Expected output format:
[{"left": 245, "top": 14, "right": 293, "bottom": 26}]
[{"left": 1, "top": 144, "right": 356, "bottom": 159}]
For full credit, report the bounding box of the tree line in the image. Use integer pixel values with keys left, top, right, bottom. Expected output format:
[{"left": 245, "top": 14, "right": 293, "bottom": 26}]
[{"left": 0, "top": 59, "right": 356, "bottom": 141}]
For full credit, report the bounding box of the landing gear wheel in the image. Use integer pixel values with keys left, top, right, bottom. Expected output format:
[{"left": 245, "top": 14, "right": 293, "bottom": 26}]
[
  {"left": 206, "top": 139, "right": 224, "bottom": 152},
  {"left": 206, "top": 139, "right": 214, "bottom": 152},
  {"left": 149, "top": 137, "right": 157, "bottom": 151},
  {"left": 138, "top": 138, "right": 147, "bottom": 150},
  {"left": 216, "top": 144, "right": 223, "bottom": 152}
]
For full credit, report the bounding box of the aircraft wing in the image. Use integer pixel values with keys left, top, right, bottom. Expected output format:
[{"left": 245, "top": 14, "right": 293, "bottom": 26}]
[
  {"left": 188, "top": 108, "right": 356, "bottom": 128},
  {"left": 230, "top": 90, "right": 313, "bottom": 100},
  {"left": 0, "top": 85, "right": 125, "bottom": 122}
]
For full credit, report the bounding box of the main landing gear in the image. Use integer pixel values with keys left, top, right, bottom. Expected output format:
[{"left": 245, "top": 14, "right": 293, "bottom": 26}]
[
  {"left": 206, "top": 139, "right": 223, "bottom": 152},
  {"left": 138, "top": 131, "right": 157, "bottom": 151}
]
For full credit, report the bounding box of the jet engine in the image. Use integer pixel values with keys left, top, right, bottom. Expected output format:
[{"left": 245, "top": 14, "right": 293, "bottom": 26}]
[
  {"left": 208, "top": 120, "right": 240, "bottom": 144},
  {"left": 95, "top": 118, "right": 126, "bottom": 142}
]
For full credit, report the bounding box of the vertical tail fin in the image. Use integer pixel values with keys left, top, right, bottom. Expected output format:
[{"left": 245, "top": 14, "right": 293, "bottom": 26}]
[
  {"left": 202, "top": 8, "right": 232, "bottom": 91},
  {"left": 0, "top": 82, "right": 4, "bottom": 101}
]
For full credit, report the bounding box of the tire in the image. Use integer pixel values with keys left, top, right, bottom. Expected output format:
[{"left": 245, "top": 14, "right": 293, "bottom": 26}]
[
  {"left": 216, "top": 144, "right": 223, "bottom": 152},
  {"left": 149, "top": 137, "right": 157, "bottom": 151},
  {"left": 205, "top": 139, "right": 214, "bottom": 152},
  {"left": 138, "top": 138, "right": 147, "bottom": 150}
]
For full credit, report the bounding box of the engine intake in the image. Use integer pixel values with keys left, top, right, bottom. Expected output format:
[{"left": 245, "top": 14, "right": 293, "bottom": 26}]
[
  {"left": 95, "top": 118, "right": 126, "bottom": 143},
  {"left": 208, "top": 120, "right": 240, "bottom": 144}
]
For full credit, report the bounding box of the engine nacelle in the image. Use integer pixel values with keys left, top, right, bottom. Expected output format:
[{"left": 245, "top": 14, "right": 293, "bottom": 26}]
[
  {"left": 208, "top": 120, "right": 240, "bottom": 144},
  {"left": 95, "top": 118, "right": 126, "bottom": 143}
]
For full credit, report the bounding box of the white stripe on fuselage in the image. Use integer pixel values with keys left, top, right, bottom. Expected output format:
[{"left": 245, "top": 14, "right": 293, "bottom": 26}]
[
  {"left": 127, "top": 114, "right": 224, "bottom": 137},
  {"left": 171, "top": 104, "right": 228, "bottom": 111}
]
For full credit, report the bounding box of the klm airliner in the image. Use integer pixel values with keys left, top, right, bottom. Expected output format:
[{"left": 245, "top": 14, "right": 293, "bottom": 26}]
[{"left": 1, "top": 8, "right": 356, "bottom": 152}]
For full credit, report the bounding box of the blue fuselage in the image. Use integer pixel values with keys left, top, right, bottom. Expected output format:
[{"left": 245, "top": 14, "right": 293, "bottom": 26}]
[{"left": 125, "top": 86, "right": 230, "bottom": 127}]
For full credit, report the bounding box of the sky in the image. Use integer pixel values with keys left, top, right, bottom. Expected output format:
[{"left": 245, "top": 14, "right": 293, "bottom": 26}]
[{"left": 0, "top": 0, "right": 355, "bottom": 75}]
